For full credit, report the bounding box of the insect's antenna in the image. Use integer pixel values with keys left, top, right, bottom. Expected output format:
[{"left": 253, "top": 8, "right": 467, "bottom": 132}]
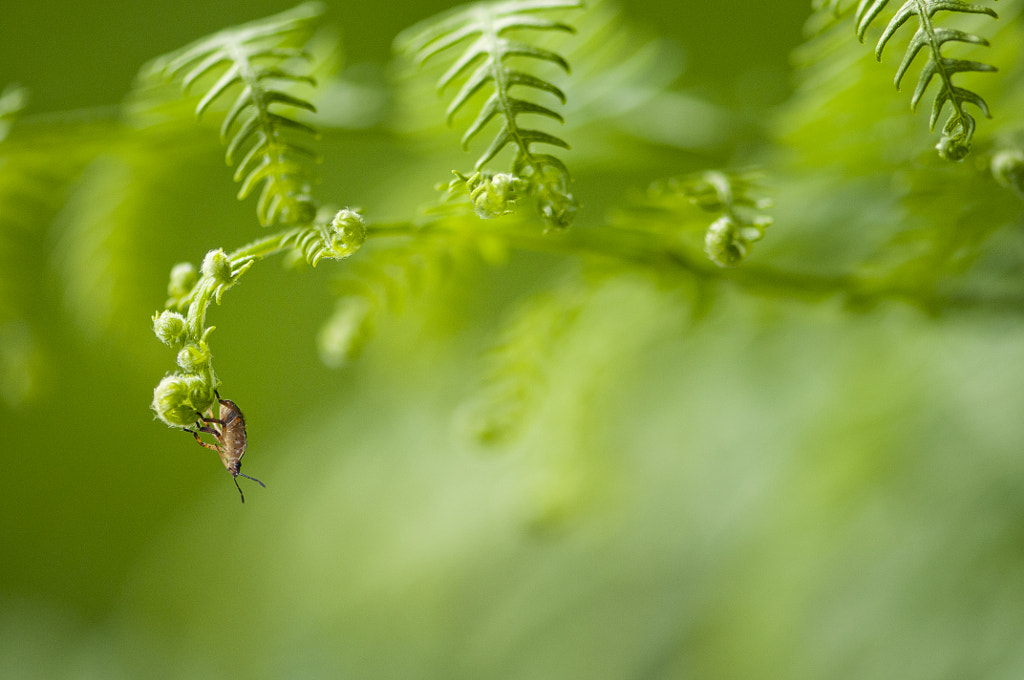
[
  {"left": 232, "top": 472, "right": 266, "bottom": 503},
  {"left": 238, "top": 472, "right": 266, "bottom": 488}
]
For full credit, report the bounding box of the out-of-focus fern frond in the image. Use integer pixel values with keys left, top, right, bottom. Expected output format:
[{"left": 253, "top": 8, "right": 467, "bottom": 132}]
[
  {"left": 553, "top": 1, "right": 716, "bottom": 153},
  {"left": 144, "top": 2, "right": 326, "bottom": 226},
  {"left": 855, "top": 0, "right": 999, "bottom": 160},
  {"left": 0, "top": 113, "right": 113, "bottom": 405},
  {"left": 460, "top": 287, "right": 580, "bottom": 446},
  {"left": 316, "top": 225, "right": 495, "bottom": 369},
  {"left": 619, "top": 171, "right": 774, "bottom": 268},
  {"left": 395, "top": 0, "right": 583, "bottom": 229},
  {"left": 0, "top": 84, "right": 28, "bottom": 143},
  {"left": 806, "top": 0, "right": 857, "bottom": 35}
]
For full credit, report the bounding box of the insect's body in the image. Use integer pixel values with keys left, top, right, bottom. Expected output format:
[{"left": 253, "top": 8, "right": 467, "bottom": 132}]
[
  {"left": 184, "top": 393, "right": 265, "bottom": 502},
  {"left": 214, "top": 399, "right": 247, "bottom": 474}
]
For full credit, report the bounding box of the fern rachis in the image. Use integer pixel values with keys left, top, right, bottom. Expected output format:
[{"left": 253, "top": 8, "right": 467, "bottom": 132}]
[{"left": 856, "top": 0, "right": 999, "bottom": 160}]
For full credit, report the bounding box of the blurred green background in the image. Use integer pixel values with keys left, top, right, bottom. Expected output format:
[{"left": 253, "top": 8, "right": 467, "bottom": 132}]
[{"left": 5, "top": 1, "right": 1024, "bottom": 679}]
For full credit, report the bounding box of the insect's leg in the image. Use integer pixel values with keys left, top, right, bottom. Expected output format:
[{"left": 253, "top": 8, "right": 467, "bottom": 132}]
[
  {"left": 198, "top": 414, "right": 227, "bottom": 426},
  {"left": 183, "top": 426, "right": 221, "bottom": 451},
  {"left": 194, "top": 423, "right": 223, "bottom": 439}
]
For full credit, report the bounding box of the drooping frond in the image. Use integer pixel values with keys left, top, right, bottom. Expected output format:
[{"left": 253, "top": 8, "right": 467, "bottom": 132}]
[
  {"left": 316, "top": 227, "right": 491, "bottom": 368},
  {"left": 145, "top": 2, "right": 326, "bottom": 226},
  {"left": 855, "top": 0, "right": 999, "bottom": 160},
  {"left": 395, "top": 0, "right": 583, "bottom": 229},
  {"left": 460, "top": 287, "right": 580, "bottom": 446}
]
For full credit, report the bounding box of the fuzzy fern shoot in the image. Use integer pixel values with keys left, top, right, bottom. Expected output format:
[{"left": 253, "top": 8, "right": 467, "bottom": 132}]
[
  {"left": 396, "top": 0, "right": 583, "bottom": 229},
  {"left": 145, "top": 2, "right": 325, "bottom": 225},
  {"left": 855, "top": 0, "right": 999, "bottom": 160}
]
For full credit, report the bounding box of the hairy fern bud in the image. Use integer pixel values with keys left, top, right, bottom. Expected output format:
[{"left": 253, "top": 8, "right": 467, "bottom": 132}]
[
  {"left": 166, "top": 262, "right": 198, "bottom": 309},
  {"left": 152, "top": 373, "right": 214, "bottom": 427},
  {"left": 290, "top": 209, "right": 367, "bottom": 266},
  {"left": 992, "top": 150, "right": 1024, "bottom": 194},
  {"left": 201, "top": 248, "right": 233, "bottom": 285},
  {"left": 704, "top": 216, "right": 746, "bottom": 267},
  {"left": 704, "top": 215, "right": 768, "bottom": 268},
  {"left": 328, "top": 208, "right": 367, "bottom": 254},
  {"left": 453, "top": 171, "right": 521, "bottom": 219},
  {"left": 176, "top": 342, "right": 212, "bottom": 373},
  {"left": 153, "top": 311, "right": 188, "bottom": 349}
]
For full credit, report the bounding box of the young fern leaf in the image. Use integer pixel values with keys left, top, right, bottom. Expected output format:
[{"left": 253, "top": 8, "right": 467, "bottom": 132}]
[
  {"left": 634, "top": 171, "right": 773, "bottom": 268},
  {"left": 855, "top": 0, "right": 998, "bottom": 160},
  {"left": 395, "top": 0, "right": 583, "bottom": 229},
  {"left": 148, "top": 2, "right": 325, "bottom": 226}
]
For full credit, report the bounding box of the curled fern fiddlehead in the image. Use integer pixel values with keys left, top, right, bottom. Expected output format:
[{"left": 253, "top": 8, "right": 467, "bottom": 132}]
[
  {"left": 396, "top": 0, "right": 583, "bottom": 229},
  {"left": 147, "top": 2, "right": 325, "bottom": 225},
  {"left": 991, "top": 148, "right": 1024, "bottom": 197},
  {"left": 451, "top": 170, "right": 524, "bottom": 218},
  {"left": 649, "top": 171, "right": 773, "bottom": 268},
  {"left": 855, "top": 0, "right": 999, "bottom": 160}
]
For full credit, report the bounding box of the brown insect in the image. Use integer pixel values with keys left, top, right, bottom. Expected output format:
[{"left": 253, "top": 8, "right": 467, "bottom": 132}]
[{"left": 183, "top": 392, "right": 265, "bottom": 503}]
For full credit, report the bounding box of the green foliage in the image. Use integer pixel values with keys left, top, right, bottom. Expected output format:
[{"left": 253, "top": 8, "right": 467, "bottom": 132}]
[
  {"left": 7, "top": 1, "right": 1024, "bottom": 679},
  {"left": 855, "top": 0, "right": 999, "bottom": 159},
  {"left": 144, "top": 2, "right": 326, "bottom": 226}
]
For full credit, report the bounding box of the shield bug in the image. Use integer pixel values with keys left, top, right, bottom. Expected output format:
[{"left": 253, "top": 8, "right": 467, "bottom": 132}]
[{"left": 183, "top": 392, "right": 265, "bottom": 503}]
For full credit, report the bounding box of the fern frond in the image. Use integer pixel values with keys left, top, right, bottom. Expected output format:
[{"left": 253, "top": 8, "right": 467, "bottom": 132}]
[
  {"left": 147, "top": 2, "right": 325, "bottom": 226},
  {"left": 460, "top": 287, "right": 579, "bottom": 445},
  {"left": 395, "top": 0, "right": 583, "bottom": 229},
  {"left": 316, "top": 227, "right": 492, "bottom": 368},
  {"left": 0, "top": 84, "right": 27, "bottom": 143},
  {"left": 855, "top": 0, "right": 998, "bottom": 160}
]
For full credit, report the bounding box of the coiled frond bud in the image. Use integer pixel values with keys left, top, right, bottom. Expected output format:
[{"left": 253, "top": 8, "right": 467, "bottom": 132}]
[
  {"left": 656, "top": 170, "right": 774, "bottom": 268},
  {"left": 991, "top": 149, "right": 1024, "bottom": 196},
  {"left": 452, "top": 170, "right": 522, "bottom": 219},
  {"left": 704, "top": 215, "right": 770, "bottom": 268},
  {"left": 152, "top": 373, "right": 216, "bottom": 427},
  {"left": 153, "top": 311, "right": 188, "bottom": 349},
  {"left": 285, "top": 208, "right": 366, "bottom": 266},
  {"left": 166, "top": 262, "right": 199, "bottom": 310}
]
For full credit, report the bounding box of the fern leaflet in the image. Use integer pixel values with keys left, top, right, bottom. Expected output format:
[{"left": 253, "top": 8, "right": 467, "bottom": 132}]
[
  {"left": 855, "top": 0, "right": 998, "bottom": 160},
  {"left": 395, "top": 0, "right": 583, "bottom": 229},
  {"left": 146, "top": 2, "right": 325, "bottom": 226}
]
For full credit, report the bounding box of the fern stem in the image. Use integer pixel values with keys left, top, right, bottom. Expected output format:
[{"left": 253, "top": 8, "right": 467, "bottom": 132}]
[{"left": 362, "top": 221, "right": 1024, "bottom": 314}]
